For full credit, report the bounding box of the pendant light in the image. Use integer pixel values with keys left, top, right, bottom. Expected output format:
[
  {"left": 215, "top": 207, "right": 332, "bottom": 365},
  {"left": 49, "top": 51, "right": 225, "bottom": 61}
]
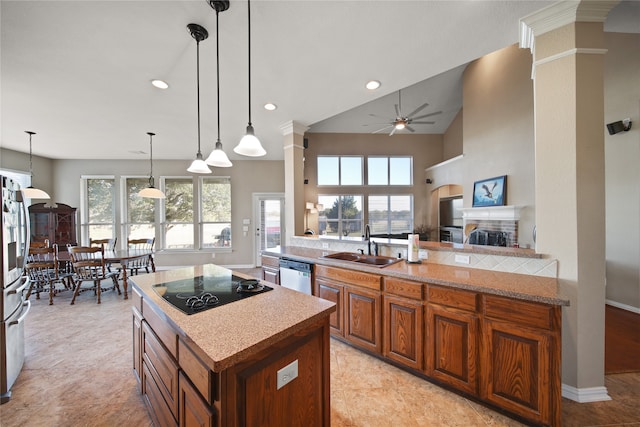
[
  {"left": 205, "top": 1, "right": 232, "bottom": 168},
  {"left": 21, "top": 131, "right": 50, "bottom": 199},
  {"left": 138, "top": 132, "right": 166, "bottom": 199},
  {"left": 233, "top": 0, "right": 266, "bottom": 157},
  {"left": 186, "top": 23, "right": 212, "bottom": 174}
]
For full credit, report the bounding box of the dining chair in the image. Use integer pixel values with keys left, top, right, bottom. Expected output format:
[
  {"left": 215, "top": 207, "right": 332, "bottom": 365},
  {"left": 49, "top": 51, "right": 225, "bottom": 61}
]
[
  {"left": 90, "top": 237, "right": 118, "bottom": 272},
  {"left": 25, "top": 244, "right": 73, "bottom": 305},
  {"left": 126, "top": 238, "right": 155, "bottom": 275},
  {"left": 29, "top": 239, "right": 50, "bottom": 249},
  {"left": 68, "top": 245, "right": 121, "bottom": 304}
]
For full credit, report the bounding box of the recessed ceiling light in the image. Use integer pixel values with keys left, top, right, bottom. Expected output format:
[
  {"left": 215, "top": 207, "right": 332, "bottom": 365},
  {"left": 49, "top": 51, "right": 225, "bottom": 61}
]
[
  {"left": 365, "top": 80, "right": 381, "bottom": 90},
  {"left": 264, "top": 103, "right": 277, "bottom": 111},
  {"left": 151, "top": 79, "right": 169, "bottom": 89}
]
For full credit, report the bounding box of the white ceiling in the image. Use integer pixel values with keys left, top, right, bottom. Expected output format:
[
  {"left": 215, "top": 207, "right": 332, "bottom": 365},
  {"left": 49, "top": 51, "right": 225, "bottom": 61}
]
[{"left": 1, "top": 1, "right": 637, "bottom": 162}]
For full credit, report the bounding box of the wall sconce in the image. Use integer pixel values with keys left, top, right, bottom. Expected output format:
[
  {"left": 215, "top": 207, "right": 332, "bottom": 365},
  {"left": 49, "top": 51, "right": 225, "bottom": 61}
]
[{"left": 607, "top": 118, "right": 632, "bottom": 135}]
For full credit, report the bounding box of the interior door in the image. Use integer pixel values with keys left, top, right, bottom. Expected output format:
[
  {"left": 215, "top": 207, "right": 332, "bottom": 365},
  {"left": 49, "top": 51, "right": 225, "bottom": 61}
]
[{"left": 253, "top": 193, "right": 285, "bottom": 267}]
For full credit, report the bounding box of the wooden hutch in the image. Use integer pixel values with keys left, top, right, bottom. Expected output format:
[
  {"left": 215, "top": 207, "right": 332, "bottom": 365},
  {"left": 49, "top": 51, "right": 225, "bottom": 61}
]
[{"left": 29, "top": 203, "right": 77, "bottom": 251}]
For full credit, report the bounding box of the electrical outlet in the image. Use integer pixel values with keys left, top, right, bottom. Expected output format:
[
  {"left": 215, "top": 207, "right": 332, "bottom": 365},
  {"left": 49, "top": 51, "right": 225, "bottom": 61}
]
[
  {"left": 322, "top": 242, "right": 329, "bottom": 249},
  {"left": 455, "top": 254, "right": 470, "bottom": 264},
  {"left": 211, "top": 252, "right": 216, "bottom": 259},
  {"left": 277, "top": 359, "right": 298, "bottom": 390},
  {"left": 418, "top": 249, "right": 428, "bottom": 260}
]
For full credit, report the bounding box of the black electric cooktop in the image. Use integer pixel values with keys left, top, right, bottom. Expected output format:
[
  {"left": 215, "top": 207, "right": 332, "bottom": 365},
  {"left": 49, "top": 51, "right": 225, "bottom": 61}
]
[{"left": 152, "top": 273, "right": 272, "bottom": 315}]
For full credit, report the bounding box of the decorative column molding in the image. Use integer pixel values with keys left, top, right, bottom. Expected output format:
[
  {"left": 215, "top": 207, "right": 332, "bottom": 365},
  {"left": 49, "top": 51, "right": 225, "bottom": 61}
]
[
  {"left": 279, "top": 120, "right": 309, "bottom": 137},
  {"left": 281, "top": 120, "right": 308, "bottom": 242},
  {"left": 520, "top": 1, "right": 618, "bottom": 51}
]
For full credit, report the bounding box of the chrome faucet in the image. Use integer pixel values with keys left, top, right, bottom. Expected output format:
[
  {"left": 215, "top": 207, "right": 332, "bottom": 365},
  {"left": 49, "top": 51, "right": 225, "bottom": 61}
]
[{"left": 364, "top": 224, "right": 371, "bottom": 255}]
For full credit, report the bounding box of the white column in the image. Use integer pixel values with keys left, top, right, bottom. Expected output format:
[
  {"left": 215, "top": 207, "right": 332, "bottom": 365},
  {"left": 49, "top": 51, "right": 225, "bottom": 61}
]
[{"left": 280, "top": 121, "right": 309, "bottom": 245}]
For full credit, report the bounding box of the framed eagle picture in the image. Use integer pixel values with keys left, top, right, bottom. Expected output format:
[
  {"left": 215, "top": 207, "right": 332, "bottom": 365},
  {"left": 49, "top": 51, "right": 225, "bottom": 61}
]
[{"left": 472, "top": 175, "right": 507, "bottom": 207}]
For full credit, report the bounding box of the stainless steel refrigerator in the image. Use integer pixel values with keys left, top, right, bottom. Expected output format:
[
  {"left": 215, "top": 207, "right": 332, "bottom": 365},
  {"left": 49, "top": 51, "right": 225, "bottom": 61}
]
[{"left": 0, "top": 176, "right": 31, "bottom": 404}]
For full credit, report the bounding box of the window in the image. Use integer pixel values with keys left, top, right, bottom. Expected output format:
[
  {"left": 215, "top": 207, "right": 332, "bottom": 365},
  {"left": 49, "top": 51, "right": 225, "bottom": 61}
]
[
  {"left": 163, "top": 178, "right": 194, "bottom": 249},
  {"left": 317, "top": 156, "right": 363, "bottom": 186},
  {"left": 82, "top": 177, "right": 116, "bottom": 242},
  {"left": 125, "top": 178, "right": 156, "bottom": 241},
  {"left": 367, "top": 156, "right": 412, "bottom": 185},
  {"left": 368, "top": 195, "right": 413, "bottom": 235},
  {"left": 317, "top": 195, "right": 363, "bottom": 238},
  {"left": 201, "top": 177, "right": 232, "bottom": 248}
]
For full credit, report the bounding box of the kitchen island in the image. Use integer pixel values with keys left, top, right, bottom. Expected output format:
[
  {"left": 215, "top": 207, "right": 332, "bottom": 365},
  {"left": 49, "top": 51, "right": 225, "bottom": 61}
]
[
  {"left": 130, "top": 264, "right": 335, "bottom": 427},
  {"left": 263, "top": 246, "right": 569, "bottom": 427}
]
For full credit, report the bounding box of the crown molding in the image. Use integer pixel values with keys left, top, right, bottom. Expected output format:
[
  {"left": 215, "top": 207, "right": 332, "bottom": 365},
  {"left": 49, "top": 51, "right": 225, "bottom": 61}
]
[
  {"left": 520, "top": 1, "right": 619, "bottom": 51},
  {"left": 279, "top": 120, "right": 309, "bottom": 136}
]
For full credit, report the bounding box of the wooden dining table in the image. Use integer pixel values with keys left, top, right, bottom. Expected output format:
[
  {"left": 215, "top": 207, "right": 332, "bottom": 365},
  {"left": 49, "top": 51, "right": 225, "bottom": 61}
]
[{"left": 58, "top": 248, "right": 155, "bottom": 300}]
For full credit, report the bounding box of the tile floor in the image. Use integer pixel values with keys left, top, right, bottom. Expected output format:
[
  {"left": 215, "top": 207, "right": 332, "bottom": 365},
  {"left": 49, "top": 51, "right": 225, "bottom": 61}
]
[{"left": 1, "top": 279, "right": 639, "bottom": 426}]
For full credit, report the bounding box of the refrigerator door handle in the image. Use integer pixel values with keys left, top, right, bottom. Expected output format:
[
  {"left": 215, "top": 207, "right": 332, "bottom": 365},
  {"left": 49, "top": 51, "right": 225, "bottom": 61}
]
[
  {"left": 9, "top": 300, "right": 31, "bottom": 326},
  {"left": 7, "top": 277, "right": 29, "bottom": 296}
]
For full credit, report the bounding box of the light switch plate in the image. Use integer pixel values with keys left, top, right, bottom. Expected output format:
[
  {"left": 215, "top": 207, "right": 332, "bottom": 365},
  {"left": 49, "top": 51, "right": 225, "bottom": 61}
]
[{"left": 277, "top": 359, "right": 298, "bottom": 390}]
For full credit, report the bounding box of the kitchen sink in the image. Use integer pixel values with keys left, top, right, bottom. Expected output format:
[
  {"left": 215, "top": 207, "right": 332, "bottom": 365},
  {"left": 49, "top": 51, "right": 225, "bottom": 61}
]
[{"left": 321, "top": 252, "right": 403, "bottom": 268}]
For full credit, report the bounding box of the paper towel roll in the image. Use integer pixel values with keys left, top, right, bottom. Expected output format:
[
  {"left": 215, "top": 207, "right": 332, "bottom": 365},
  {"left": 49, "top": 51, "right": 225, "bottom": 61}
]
[{"left": 407, "top": 234, "right": 419, "bottom": 262}]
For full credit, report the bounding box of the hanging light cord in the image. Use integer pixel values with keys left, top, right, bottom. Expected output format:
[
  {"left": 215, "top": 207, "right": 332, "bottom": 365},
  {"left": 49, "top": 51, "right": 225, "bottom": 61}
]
[
  {"left": 148, "top": 132, "right": 156, "bottom": 187},
  {"left": 216, "top": 9, "right": 221, "bottom": 142},
  {"left": 196, "top": 35, "right": 203, "bottom": 155},
  {"left": 247, "top": 0, "right": 252, "bottom": 127},
  {"left": 27, "top": 131, "right": 35, "bottom": 180}
]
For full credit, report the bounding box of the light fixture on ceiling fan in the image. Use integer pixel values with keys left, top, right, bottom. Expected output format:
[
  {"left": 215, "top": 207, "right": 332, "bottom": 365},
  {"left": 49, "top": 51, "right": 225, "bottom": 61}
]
[
  {"left": 367, "top": 90, "right": 442, "bottom": 136},
  {"left": 186, "top": 23, "right": 212, "bottom": 174},
  {"left": 205, "top": 0, "right": 232, "bottom": 168},
  {"left": 138, "top": 132, "right": 166, "bottom": 199},
  {"left": 21, "top": 131, "right": 50, "bottom": 200}
]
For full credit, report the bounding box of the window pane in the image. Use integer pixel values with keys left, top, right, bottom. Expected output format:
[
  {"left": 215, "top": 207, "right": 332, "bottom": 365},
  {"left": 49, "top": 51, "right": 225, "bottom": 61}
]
[
  {"left": 88, "top": 225, "right": 113, "bottom": 241},
  {"left": 367, "top": 157, "right": 388, "bottom": 185},
  {"left": 203, "top": 223, "right": 231, "bottom": 248},
  {"left": 317, "top": 157, "right": 339, "bottom": 185},
  {"left": 165, "top": 223, "right": 194, "bottom": 249},
  {"left": 127, "top": 178, "right": 155, "bottom": 223},
  {"left": 368, "top": 195, "right": 389, "bottom": 235},
  {"left": 317, "top": 195, "right": 362, "bottom": 238},
  {"left": 87, "top": 179, "right": 114, "bottom": 223},
  {"left": 389, "top": 195, "right": 413, "bottom": 233},
  {"left": 390, "top": 157, "right": 412, "bottom": 185},
  {"left": 202, "top": 178, "right": 231, "bottom": 222},
  {"left": 340, "top": 157, "right": 362, "bottom": 185},
  {"left": 128, "top": 224, "right": 155, "bottom": 240},
  {"left": 165, "top": 179, "right": 193, "bottom": 223}
]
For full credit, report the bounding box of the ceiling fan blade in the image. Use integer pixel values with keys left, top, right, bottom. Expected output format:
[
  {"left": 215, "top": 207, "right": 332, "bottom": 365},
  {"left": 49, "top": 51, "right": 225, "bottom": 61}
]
[
  {"left": 405, "top": 125, "right": 416, "bottom": 133},
  {"left": 372, "top": 125, "right": 393, "bottom": 134},
  {"left": 394, "top": 104, "right": 401, "bottom": 117},
  {"left": 412, "top": 111, "right": 442, "bottom": 120},
  {"left": 410, "top": 121, "right": 435, "bottom": 125},
  {"left": 389, "top": 127, "right": 398, "bottom": 136},
  {"left": 363, "top": 122, "right": 393, "bottom": 126},
  {"left": 406, "top": 103, "right": 429, "bottom": 118},
  {"left": 369, "top": 113, "right": 390, "bottom": 120}
]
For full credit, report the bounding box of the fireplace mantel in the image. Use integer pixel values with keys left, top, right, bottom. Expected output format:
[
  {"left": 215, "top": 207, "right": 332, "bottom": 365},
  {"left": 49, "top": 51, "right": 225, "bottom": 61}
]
[{"left": 460, "top": 206, "right": 522, "bottom": 221}]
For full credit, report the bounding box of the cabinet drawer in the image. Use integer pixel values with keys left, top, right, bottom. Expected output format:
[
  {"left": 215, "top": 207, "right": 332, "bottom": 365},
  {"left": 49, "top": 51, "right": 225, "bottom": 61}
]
[
  {"left": 179, "top": 372, "right": 216, "bottom": 427},
  {"left": 179, "top": 339, "right": 217, "bottom": 405},
  {"left": 143, "top": 362, "right": 178, "bottom": 427},
  {"left": 315, "top": 265, "right": 381, "bottom": 291},
  {"left": 384, "top": 277, "right": 424, "bottom": 301},
  {"left": 483, "top": 295, "right": 557, "bottom": 331},
  {"left": 143, "top": 321, "right": 179, "bottom": 418},
  {"left": 261, "top": 255, "right": 280, "bottom": 269},
  {"left": 143, "top": 298, "right": 178, "bottom": 358},
  {"left": 428, "top": 285, "right": 478, "bottom": 312}
]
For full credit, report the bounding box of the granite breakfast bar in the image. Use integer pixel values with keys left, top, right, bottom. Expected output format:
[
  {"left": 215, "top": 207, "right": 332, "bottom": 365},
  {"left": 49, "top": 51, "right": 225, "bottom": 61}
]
[{"left": 130, "top": 264, "right": 335, "bottom": 427}]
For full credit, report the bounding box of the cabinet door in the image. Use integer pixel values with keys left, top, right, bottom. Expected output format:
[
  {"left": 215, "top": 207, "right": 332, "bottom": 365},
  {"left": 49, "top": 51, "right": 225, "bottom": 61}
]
[
  {"left": 345, "top": 286, "right": 381, "bottom": 354},
  {"left": 383, "top": 295, "right": 423, "bottom": 370},
  {"left": 426, "top": 304, "right": 479, "bottom": 395},
  {"left": 316, "top": 279, "right": 344, "bottom": 336},
  {"left": 482, "top": 319, "right": 553, "bottom": 425},
  {"left": 179, "top": 372, "right": 215, "bottom": 427},
  {"left": 261, "top": 267, "right": 279, "bottom": 285}
]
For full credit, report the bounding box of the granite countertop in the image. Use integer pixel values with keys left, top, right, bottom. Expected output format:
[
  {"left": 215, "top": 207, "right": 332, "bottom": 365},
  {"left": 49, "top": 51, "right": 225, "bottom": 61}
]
[
  {"left": 130, "top": 264, "right": 335, "bottom": 372},
  {"left": 266, "top": 246, "right": 569, "bottom": 306}
]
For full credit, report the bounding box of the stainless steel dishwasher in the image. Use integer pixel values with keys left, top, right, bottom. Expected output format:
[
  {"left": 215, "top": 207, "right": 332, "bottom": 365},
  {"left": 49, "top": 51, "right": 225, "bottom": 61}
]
[{"left": 279, "top": 258, "right": 313, "bottom": 295}]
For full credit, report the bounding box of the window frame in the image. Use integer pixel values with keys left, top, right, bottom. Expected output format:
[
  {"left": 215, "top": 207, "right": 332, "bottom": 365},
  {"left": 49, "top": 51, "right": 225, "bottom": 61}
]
[
  {"left": 80, "top": 175, "right": 117, "bottom": 245},
  {"left": 317, "top": 155, "right": 364, "bottom": 186}
]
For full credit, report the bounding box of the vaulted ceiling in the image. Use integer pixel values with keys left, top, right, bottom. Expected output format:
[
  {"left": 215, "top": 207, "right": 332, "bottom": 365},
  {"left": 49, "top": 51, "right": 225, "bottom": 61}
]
[{"left": 1, "top": 1, "right": 637, "bottom": 161}]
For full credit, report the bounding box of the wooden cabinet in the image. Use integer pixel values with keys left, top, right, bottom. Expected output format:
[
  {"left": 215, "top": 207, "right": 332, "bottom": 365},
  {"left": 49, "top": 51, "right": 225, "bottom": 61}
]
[
  {"left": 383, "top": 278, "right": 424, "bottom": 370},
  {"left": 178, "top": 372, "right": 215, "bottom": 427},
  {"left": 481, "top": 295, "right": 561, "bottom": 427},
  {"left": 260, "top": 255, "right": 280, "bottom": 285},
  {"left": 315, "top": 278, "right": 344, "bottom": 336},
  {"left": 425, "top": 285, "right": 479, "bottom": 395},
  {"left": 29, "top": 203, "right": 77, "bottom": 250},
  {"left": 315, "top": 265, "right": 382, "bottom": 354}
]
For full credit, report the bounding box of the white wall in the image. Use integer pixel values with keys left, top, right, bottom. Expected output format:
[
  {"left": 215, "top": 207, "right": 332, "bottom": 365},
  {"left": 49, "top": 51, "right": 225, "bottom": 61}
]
[{"left": 604, "top": 32, "right": 640, "bottom": 311}]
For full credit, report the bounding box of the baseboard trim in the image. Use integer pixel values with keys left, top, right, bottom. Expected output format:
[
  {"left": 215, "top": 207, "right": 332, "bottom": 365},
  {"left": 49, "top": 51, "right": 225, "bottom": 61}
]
[
  {"left": 606, "top": 300, "right": 640, "bottom": 315},
  {"left": 561, "top": 384, "right": 611, "bottom": 402}
]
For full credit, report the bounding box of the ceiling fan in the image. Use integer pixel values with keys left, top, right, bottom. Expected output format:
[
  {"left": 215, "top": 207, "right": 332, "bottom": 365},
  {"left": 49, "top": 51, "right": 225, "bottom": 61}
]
[{"left": 366, "top": 90, "right": 442, "bottom": 136}]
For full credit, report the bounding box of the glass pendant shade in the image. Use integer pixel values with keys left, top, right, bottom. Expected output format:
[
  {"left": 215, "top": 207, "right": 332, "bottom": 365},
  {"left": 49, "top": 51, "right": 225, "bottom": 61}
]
[
  {"left": 187, "top": 153, "right": 212, "bottom": 174},
  {"left": 138, "top": 132, "right": 166, "bottom": 199},
  {"left": 234, "top": 125, "right": 266, "bottom": 157},
  {"left": 22, "top": 131, "right": 50, "bottom": 199},
  {"left": 22, "top": 187, "right": 50, "bottom": 199},
  {"left": 206, "top": 141, "right": 232, "bottom": 167}
]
